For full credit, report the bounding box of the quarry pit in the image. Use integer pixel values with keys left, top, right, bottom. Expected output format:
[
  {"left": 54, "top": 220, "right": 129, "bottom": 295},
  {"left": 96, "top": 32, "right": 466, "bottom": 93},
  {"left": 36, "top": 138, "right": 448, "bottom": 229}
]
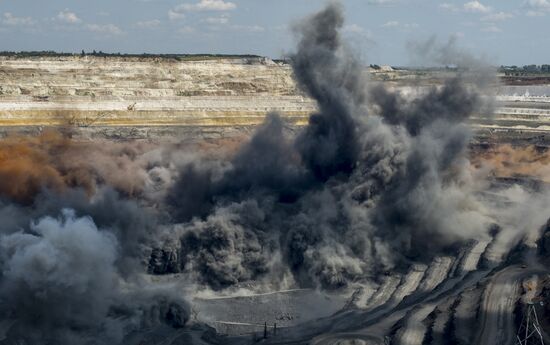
[{"left": 1, "top": 7, "right": 550, "bottom": 345}]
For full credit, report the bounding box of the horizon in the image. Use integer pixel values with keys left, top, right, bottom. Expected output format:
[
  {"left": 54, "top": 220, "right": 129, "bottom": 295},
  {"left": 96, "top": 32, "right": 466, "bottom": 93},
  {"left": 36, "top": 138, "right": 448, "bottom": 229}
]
[
  {"left": 0, "top": 0, "right": 549, "bottom": 66},
  {"left": 0, "top": 50, "right": 548, "bottom": 69}
]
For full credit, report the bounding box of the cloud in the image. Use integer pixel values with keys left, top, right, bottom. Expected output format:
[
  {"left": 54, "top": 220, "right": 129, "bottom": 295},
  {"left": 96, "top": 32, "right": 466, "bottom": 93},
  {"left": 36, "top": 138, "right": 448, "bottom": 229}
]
[
  {"left": 439, "top": 3, "right": 459, "bottom": 11},
  {"left": 368, "top": 0, "right": 397, "bottom": 4},
  {"left": 229, "top": 24, "right": 264, "bottom": 32},
  {"left": 177, "top": 26, "right": 195, "bottom": 34},
  {"left": 481, "top": 12, "right": 513, "bottom": 21},
  {"left": 382, "top": 20, "right": 400, "bottom": 27},
  {"left": 382, "top": 20, "right": 419, "bottom": 30},
  {"left": 135, "top": 19, "right": 162, "bottom": 28},
  {"left": 453, "top": 31, "right": 465, "bottom": 38},
  {"left": 342, "top": 24, "right": 375, "bottom": 42},
  {"left": 343, "top": 24, "right": 365, "bottom": 33},
  {"left": 526, "top": 9, "right": 546, "bottom": 15},
  {"left": 2, "top": 12, "right": 34, "bottom": 26},
  {"left": 524, "top": 0, "right": 550, "bottom": 15},
  {"left": 524, "top": 0, "right": 550, "bottom": 9},
  {"left": 481, "top": 25, "right": 501, "bottom": 32},
  {"left": 169, "top": 0, "right": 235, "bottom": 21},
  {"left": 168, "top": 9, "right": 185, "bottom": 20},
  {"left": 86, "top": 23, "right": 123, "bottom": 36},
  {"left": 441, "top": 1, "right": 492, "bottom": 14},
  {"left": 177, "top": 0, "right": 236, "bottom": 12},
  {"left": 463, "top": 1, "right": 491, "bottom": 13},
  {"left": 204, "top": 14, "right": 229, "bottom": 24},
  {"left": 57, "top": 9, "right": 81, "bottom": 24}
]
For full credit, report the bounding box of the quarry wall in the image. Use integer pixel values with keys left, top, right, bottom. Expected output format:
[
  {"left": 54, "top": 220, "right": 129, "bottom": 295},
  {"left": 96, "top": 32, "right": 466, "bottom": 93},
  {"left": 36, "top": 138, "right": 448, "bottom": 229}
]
[
  {"left": 1, "top": 55, "right": 549, "bottom": 138},
  {"left": 0, "top": 56, "right": 314, "bottom": 127}
]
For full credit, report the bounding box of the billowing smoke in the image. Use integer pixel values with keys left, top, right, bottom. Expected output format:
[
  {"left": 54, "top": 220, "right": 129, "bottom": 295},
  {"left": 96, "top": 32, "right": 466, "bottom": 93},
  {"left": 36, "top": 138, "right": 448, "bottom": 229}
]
[
  {"left": 472, "top": 144, "right": 550, "bottom": 182},
  {"left": 0, "top": 130, "right": 206, "bottom": 343},
  {"left": 0, "top": 205, "right": 190, "bottom": 344},
  {"left": 291, "top": 2, "right": 364, "bottom": 180},
  {"left": 0, "top": 184, "right": 193, "bottom": 343},
  {"left": 0, "top": 134, "right": 192, "bottom": 343},
  {"left": 0, "top": 131, "right": 73, "bottom": 203},
  {"left": 0, "top": 209, "right": 120, "bottom": 343},
  {"left": 0, "top": 130, "right": 182, "bottom": 204},
  {"left": 163, "top": 2, "right": 497, "bottom": 290}
]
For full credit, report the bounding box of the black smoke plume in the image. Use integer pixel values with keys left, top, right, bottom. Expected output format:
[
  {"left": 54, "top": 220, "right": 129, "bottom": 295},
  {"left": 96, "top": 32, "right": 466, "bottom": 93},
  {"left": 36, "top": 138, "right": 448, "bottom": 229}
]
[{"left": 163, "top": 2, "right": 494, "bottom": 290}]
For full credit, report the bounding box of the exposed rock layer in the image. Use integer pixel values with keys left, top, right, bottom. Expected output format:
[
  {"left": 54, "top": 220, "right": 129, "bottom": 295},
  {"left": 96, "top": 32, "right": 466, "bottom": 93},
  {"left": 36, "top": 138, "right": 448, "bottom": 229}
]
[{"left": 1, "top": 56, "right": 550, "bottom": 140}]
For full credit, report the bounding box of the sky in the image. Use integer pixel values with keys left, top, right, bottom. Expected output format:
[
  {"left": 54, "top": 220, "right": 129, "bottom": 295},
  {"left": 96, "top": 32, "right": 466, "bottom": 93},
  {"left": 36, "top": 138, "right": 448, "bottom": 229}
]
[{"left": 0, "top": 0, "right": 548, "bottom": 66}]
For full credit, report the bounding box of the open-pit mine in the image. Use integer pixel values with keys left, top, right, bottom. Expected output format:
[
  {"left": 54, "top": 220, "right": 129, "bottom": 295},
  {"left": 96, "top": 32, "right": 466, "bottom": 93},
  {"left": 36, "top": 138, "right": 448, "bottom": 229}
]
[{"left": 1, "top": 4, "right": 550, "bottom": 345}]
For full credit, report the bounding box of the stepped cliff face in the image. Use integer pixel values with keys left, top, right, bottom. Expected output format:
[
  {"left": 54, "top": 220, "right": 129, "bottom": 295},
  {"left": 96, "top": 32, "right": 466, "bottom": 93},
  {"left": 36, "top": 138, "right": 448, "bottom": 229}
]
[
  {"left": 0, "top": 56, "right": 314, "bottom": 127},
  {"left": 1, "top": 55, "right": 550, "bottom": 146}
]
